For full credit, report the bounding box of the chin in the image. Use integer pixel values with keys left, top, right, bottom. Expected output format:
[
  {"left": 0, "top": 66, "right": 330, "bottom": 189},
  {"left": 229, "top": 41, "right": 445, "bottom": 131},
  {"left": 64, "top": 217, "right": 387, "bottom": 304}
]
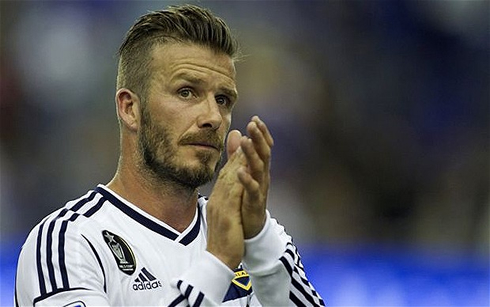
[
  {"left": 184, "top": 157, "right": 218, "bottom": 175},
  {"left": 193, "top": 162, "right": 218, "bottom": 178},
  {"left": 194, "top": 151, "right": 220, "bottom": 169}
]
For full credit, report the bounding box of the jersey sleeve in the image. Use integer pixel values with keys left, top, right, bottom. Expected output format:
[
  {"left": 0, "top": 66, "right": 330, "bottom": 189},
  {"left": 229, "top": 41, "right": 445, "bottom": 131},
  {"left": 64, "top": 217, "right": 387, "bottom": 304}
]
[
  {"left": 15, "top": 223, "right": 110, "bottom": 306},
  {"left": 242, "top": 211, "right": 325, "bottom": 306},
  {"left": 162, "top": 251, "right": 235, "bottom": 306}
]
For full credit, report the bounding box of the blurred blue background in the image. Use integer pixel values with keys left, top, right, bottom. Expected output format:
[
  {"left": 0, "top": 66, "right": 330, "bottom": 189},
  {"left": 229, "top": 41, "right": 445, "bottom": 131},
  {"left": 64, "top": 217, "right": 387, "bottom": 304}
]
[{"left": 0, "top": 0, "right": 488, "bottom": 306}]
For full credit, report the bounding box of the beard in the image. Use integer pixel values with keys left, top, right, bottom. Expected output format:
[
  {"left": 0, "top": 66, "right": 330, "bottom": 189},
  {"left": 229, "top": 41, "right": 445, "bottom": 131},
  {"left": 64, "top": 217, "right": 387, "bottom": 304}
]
[{"left": 137, "top": 105, "right": 223, "bottom": 190}]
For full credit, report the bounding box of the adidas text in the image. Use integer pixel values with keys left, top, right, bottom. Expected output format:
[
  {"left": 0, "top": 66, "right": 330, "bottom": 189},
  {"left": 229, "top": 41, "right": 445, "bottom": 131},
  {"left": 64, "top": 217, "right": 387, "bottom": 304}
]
[{"left": 133, "top": 280, "right": 162, "bottom": 291}]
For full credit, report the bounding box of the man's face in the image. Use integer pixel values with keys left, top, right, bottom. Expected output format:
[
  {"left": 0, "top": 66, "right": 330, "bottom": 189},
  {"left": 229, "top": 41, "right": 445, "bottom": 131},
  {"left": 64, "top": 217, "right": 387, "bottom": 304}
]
[{"left": 137, "top": 42, "right": 237, "bottom": 189}]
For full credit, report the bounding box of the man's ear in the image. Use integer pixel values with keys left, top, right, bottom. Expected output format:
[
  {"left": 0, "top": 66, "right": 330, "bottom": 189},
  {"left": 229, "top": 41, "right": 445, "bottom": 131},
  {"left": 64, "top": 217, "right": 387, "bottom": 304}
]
[{"left": 115, "top": 88, "right": 140, "bottom": 132}]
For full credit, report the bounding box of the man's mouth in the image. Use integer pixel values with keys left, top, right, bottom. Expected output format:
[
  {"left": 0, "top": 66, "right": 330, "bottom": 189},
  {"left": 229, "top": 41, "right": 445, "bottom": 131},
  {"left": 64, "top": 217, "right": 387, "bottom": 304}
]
[
  {"left": 188, "top": 142, "right": 219, "bottom": 151},
  {"left": 180, "top": 132, "right": 224, "bottom": 152}
]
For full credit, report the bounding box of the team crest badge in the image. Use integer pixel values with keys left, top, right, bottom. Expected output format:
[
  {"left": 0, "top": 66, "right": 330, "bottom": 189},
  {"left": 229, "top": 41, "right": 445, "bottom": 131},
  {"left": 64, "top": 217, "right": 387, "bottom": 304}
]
[
  {"left": 223, "top": 268, "right": 252, "bottom": 301},
  {"left": 232, "top": 269, "right": 252, "bottom": 291},
  {"left": 102, "top": 230, "right": 136, "bottom": 275}
]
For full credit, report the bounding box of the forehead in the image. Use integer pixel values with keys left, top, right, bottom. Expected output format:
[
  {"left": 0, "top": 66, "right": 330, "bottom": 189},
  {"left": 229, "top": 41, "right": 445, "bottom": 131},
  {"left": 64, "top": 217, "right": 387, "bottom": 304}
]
[{"left": 150, "top": 42, "right": 236, "bottom": 82}]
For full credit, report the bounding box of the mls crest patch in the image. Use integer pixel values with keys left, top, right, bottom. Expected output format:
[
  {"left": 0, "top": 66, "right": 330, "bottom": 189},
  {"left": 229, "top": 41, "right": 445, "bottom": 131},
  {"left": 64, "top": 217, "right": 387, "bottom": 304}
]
[{"left": 102, "top": 230, "right": 136, "bottom": 275}]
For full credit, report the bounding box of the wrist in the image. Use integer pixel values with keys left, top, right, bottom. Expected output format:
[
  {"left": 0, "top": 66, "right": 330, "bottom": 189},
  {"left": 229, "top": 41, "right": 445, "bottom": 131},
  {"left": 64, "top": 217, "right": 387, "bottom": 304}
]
[
  {"left": 243, "top": 213, "right": 267, "bottom": 239},
  {"left": 207, "top": 250, "right": 242, "bottom": 270}
]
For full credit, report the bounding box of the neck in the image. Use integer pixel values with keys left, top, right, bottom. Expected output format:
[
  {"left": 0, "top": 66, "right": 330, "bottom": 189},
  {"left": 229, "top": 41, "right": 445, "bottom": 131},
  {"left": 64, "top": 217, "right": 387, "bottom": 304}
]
[{"left": 107, "top": 161, "right": 199, "bottom": 233}]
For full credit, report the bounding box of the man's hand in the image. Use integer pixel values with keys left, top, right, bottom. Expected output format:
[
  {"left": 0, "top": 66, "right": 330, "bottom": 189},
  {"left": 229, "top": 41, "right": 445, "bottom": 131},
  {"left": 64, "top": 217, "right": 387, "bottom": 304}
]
[
  {"left": 206, "top": 130, "right": 247, "bottom": 269},
  {"left": 206, "top": 117, "right": 274, "bottom": 269},
  {"left": 238, "top": 116, "right": 274, "bottom": 239}
]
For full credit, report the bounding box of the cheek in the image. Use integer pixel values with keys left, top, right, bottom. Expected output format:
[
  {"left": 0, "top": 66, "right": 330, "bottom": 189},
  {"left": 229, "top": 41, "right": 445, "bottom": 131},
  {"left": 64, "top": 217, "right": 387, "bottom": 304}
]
[
  {"left": 151, "top": 105, "right": 183, "bottom": 132},
  {"left": 219, "top": 117, "right": 232, "bottom": 139},
  {"left": 222, "top": 113, "right": 232, "bottom": 129}
]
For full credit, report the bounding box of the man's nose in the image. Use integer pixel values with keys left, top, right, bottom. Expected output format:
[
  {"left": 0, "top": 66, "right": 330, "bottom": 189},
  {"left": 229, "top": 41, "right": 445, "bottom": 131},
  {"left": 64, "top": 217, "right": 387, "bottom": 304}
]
[{"left": 197, "top": 94, "right": 222, "bottom": 130}]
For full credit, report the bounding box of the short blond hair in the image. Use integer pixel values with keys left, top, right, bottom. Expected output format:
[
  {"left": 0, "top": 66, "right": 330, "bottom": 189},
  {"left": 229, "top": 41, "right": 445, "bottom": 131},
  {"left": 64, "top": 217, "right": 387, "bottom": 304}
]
[{"left": 116, "top": 4, "right": 239, "bottom": 103}]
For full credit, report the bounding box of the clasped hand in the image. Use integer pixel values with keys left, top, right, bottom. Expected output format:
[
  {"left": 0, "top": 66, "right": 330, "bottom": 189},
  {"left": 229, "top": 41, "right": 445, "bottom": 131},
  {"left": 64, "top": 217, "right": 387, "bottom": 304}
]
[{"left": 206, "top": 116, "right": 274, "bottom": 269}]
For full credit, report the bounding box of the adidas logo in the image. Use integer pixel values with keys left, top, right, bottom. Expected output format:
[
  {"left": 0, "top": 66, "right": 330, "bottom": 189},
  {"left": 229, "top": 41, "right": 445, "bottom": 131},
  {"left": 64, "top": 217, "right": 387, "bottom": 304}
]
[{"left": 132, "top": 267, "right": 162, "bottom": 291}]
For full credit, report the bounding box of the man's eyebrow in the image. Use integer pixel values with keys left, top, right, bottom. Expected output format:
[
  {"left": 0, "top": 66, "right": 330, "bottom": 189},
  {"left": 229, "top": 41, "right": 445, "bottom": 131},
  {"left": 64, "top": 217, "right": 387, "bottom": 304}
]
[
  {"left": 219, "top": 87, "right": 239, "bottom": 101},
  {"left": 172, "top": 72, "right": 238, "bottom": 100},
  {"left": 171, "top": 72, "right": 204, "bottom": 85}
]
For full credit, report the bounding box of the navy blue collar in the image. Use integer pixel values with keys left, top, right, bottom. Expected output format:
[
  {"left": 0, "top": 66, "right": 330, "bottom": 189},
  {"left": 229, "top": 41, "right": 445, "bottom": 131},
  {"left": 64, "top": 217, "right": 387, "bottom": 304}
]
[{"left": 94, "top": 186, "right": 201, "bottom": 246}]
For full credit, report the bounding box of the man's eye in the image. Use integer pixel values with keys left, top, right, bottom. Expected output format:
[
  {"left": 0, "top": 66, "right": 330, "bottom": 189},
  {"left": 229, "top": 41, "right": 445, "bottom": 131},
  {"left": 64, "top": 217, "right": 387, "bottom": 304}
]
[
  {"left": 178, "top": 88, "right": 194, "bottom": 99},
  {"left": 216, "top": 95, "right": 230, "bottom": 106}
]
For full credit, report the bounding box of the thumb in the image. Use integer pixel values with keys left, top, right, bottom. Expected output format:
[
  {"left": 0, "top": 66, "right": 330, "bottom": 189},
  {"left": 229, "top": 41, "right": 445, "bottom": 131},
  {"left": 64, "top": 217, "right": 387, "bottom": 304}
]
[{"left": 226, "top": 130, "right": 242, "bottom": 159}]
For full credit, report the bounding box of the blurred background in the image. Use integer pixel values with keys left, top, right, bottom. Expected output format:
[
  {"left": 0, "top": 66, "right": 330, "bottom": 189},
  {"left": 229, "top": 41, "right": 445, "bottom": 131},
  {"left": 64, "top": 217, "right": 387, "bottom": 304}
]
[{"left": 1, "top": 0, "right": 488, "bottom": 305}]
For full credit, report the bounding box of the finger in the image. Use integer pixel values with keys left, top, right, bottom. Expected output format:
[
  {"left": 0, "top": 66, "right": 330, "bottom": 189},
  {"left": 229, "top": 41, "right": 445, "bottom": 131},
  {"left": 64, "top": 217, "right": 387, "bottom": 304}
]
[
  {"left": 220, "top": 146, "right": 245, "bottom": 175},
  {"left": 228, "top": 176, "right": 245, "bottom": 210},
  {"left": 218, "top": 145, "right": 246, "bottom": 185},
  {"left": 226, "top": 129, "right": 242, "bottom": 159},
  {"left": 240, "top": 136, "right": 264, "bottom": 181},
  {"left": 252, "top": 115, "right": 274, "bottom": 147},
  {"left": 246, "top": 121, "right": 271, "bottom": 164},
  {"left": 237, "top": 167, "right": 260, "bottom": 204}
]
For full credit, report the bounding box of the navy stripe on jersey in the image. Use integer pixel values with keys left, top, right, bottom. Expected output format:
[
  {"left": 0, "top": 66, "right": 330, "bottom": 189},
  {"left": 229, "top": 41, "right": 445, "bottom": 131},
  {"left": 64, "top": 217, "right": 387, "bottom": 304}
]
[
  {"left": 169, "top": 281, "right": 186, "bottom": 306},
  {"left": 33, "top": 287, "right": 90, "bottom": 305},
  {"left": 172, "top": 279, "right": 205, "bottom": 307},
  {"left": 279, "top": 256, "right": 293, "bottom": 275},
  {"left": 35, "top": 190, "right": 103, "bottom": 297},
  {"left": 46, "top": 214, "right": 58, "bottom": 291},
  {"left": 290, "top": 291, "right": 307, "bottom": 307},
  {"left": 95, "top": 186, "right": 178, "bottom": 240},
  {"left": 58, "top": 209, "right": 96, "bottom": 290},
  {"left": 168, "top": 294, "right": 186, "bottom": 307},
  {"left": 58, "top": 219, "right": 70, "bottom": 288},
  {"left": 95, "top": 186, "right": 202, "bottom": 245},
  {"left": 36, "top": 222, "right": 47, "bottom": 295},
  {"left": 291, "top": 276, "right": 319, "bottom": 306},
  {"left": 178, "top": 205, "right": 201, "bottom": 246},
  {"left": 184, "top": 284, "right": 193, "bottom": 298},
  {"left": 194, "top": 292, "right": 204, "bottom": 307},
  {"left": 279, "top": 243, "right": 325, "bottom": 306},
  {"left": 84, "top": 196, "right": 105, "bottom": 217},
  {"left": 82, "top": 235, "right": 107, "bottom": 293}
]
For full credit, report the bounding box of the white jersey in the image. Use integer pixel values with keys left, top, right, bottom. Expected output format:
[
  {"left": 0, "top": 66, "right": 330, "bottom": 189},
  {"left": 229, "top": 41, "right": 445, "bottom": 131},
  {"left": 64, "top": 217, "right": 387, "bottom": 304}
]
[{"left": 15, "top": 185, "right": 324, "bottom": 306}]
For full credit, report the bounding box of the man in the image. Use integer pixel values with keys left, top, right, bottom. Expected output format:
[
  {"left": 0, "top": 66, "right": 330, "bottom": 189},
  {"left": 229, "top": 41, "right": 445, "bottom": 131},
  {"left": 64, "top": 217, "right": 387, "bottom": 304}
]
[{"left": 15, "top": 4, "right": 325, "bottom": 306}]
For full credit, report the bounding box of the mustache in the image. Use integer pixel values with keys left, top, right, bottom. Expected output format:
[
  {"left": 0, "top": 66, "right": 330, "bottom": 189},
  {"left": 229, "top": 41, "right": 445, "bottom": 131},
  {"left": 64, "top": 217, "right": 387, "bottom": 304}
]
[{"left": 179, "top": 131, "right": 225, "bottom": 152}]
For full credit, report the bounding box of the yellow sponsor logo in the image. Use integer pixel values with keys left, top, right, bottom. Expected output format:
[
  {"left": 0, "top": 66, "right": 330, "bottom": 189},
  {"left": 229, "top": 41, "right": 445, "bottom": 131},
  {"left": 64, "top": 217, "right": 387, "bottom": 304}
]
[{"left": 232, "top": 270, "right": 251, "bottom": 290}]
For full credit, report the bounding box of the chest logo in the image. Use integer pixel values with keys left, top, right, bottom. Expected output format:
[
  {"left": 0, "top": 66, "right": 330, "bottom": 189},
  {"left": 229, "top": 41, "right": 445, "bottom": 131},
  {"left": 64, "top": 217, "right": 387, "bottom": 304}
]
[
  {"left": 102, "top": 230, "right": 136, "bottom": 275},
  {"left": 133, "top": 267, "right": 163, "bottom": 291}
]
